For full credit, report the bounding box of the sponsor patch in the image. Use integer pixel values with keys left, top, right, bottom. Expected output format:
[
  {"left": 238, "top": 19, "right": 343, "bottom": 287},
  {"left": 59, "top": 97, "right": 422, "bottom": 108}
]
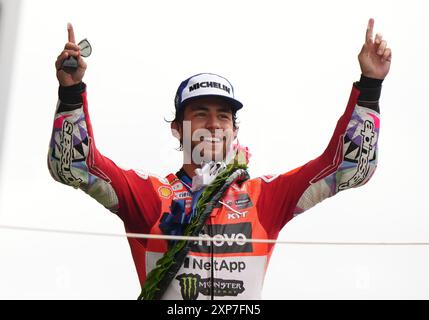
[
  {"left": 175, "top": 273, "right": 245, "bottom": 300},
  {"left": 172, "top": 182, "right": 183, "bottom": 191},
  {"left": 218, "top": 193, "right": 253, "bottom": 210},
  {"left": 190, "top": 222, "right": 253, "bottom": 254},
  {"left": 234, "top": 194, "right": 252, "bottom": 209},
  {"left": 188, "top": 81, "right": 231, "bottom": 94},
  {"left": 183, "top": 257, "right": 246, "bottom": 273},
  {"left": 158, "top": 186, "right": 173, "bottom": 199},
  {"left": 227, "top": 211, "right": 248, "bottom": 220},
  {"left": 175, "top": 191, "right": 191, "bottom": 199}
]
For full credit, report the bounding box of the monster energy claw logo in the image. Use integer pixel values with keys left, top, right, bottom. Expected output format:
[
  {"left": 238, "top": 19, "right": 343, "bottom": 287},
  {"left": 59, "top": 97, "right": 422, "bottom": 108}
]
[
  {"left": 176, "top": 274, "right": 200, "bottom": 300},
  {"left": 175, "top": 273, "right": 245, "bottom": 300}
]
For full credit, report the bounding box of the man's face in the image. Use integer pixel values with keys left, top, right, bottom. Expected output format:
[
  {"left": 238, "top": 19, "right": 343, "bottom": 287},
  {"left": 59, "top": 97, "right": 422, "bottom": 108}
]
[{"left": 176, "top": 97, "right": 237, "bottom": 165}]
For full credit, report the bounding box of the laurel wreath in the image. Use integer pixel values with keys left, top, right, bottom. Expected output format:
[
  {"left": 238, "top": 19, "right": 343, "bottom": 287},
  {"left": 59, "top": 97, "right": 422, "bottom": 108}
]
[{"left": 138, "top": 158, "right": 249, "bottom": 300}]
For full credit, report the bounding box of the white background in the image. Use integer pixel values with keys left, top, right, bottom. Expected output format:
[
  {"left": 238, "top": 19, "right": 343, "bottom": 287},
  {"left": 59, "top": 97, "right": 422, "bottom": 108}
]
[{"left": 0, "top": 0, "right": 428, "bottom": 299}]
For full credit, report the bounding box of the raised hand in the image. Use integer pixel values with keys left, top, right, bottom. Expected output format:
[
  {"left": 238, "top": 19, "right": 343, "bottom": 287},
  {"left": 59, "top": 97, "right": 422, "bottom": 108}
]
[
  {"left": 358, "top": 18, "right": 392, "bottom": 80},
  {"left": 55, "top": 23, "right": 87, "bottom": 87}
]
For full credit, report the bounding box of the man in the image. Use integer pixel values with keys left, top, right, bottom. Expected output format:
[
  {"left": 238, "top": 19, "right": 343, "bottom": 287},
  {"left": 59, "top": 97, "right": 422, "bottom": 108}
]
[{"left": 48, "top": 19, "right": 391, "bottom": 300}]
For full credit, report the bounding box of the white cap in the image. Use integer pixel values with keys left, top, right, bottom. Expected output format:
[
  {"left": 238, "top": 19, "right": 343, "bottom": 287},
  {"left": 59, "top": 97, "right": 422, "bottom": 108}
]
[{"left": 174, "top": 73, "right": 243, "bottom": 112}]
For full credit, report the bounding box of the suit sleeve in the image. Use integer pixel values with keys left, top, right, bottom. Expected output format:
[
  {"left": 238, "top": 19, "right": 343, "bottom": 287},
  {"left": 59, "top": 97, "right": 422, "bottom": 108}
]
[
  {"left": 257, "top": 81, "right": 381, "bottom": 236},
  {"left": 47, "top": 82, "right": 161, "bottom": 233}
]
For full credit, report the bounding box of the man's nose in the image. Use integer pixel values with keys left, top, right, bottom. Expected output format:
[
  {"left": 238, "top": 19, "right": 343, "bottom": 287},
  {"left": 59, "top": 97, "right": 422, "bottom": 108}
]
[{"left": 205, "top": 114, "right": 221, "bottom": 130}]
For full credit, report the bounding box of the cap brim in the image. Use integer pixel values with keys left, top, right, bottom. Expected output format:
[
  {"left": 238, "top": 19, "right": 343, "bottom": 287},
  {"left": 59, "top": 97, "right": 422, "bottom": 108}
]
[{"left": 180, "top": 95, "right": 243, "bottom": 112}]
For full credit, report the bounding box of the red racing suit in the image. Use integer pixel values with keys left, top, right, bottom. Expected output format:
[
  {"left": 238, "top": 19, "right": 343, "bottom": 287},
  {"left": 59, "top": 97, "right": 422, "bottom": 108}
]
[{"left": 47, "top": 80, "right": 381, "bottom": 300}]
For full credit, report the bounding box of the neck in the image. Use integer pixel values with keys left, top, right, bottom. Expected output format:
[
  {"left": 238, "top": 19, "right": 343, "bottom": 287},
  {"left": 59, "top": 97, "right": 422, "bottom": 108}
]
[{"left": 181, "top": 163, "right": 199, "bottom": 179}]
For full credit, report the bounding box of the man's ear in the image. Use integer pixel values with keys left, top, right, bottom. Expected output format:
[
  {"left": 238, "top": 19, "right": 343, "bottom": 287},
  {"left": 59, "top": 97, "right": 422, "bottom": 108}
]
[{"left": 171, "top": 121, "right": 182, "bottom": 140}]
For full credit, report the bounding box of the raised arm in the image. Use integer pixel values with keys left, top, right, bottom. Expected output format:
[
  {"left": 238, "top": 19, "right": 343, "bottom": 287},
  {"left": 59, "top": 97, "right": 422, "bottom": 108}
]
[
  {"left": 256, "top": 19, "right": 391, "bottom": 234},
  {"left": 48, "top": 24, "right": 161, "bottom": 233}
]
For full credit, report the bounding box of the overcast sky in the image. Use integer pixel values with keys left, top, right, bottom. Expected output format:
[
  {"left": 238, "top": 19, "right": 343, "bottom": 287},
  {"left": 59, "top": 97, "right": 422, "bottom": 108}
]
[{"left": 0, "top": 0, "right": 428, "bottom": 299}]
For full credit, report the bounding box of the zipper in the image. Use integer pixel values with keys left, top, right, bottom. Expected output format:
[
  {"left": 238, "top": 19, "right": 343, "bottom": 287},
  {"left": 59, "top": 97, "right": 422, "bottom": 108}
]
[{"left": 208, "top": 219, "right": 214, "bottom": 300}]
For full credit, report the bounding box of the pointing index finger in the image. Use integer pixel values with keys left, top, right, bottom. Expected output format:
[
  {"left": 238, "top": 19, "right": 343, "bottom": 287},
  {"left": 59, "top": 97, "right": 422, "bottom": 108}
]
[
  {"left": 67, "top": 22, "right": 76, "bottom": 44},
  {"left": 366, "top": 18, "right": 374, "bottom": 44}
]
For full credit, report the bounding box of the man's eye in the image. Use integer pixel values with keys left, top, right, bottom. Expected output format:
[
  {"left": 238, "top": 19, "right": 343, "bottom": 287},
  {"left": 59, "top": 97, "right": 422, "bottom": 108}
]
[
  {"left": 195, "top": 112, "right": 206, "bottom": 117},
  {"left": 219, "top": 114, "right": 231, "bottom": 120}
]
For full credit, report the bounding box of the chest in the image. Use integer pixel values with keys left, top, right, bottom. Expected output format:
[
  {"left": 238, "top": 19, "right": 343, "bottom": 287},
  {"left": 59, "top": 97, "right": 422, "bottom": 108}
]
[{"left": 147, "top": 180, "right": 268, "bottom": 255}]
